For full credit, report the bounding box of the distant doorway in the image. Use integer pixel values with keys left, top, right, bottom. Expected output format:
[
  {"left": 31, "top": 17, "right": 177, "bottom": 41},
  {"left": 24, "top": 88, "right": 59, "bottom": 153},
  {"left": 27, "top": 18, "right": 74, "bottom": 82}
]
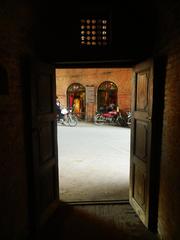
[
  {"left": 67, "top": 83, "right": 86, "bottom": 119},
  {"left": 97, "top": 81, "right": 118, "bottom": 113}
]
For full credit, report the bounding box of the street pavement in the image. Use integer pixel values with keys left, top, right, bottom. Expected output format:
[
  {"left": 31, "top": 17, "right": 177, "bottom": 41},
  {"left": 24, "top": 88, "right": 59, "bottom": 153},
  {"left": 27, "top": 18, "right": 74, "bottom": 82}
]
[{"left": 57, "top": 121, "right": 131, "bottom": 202}]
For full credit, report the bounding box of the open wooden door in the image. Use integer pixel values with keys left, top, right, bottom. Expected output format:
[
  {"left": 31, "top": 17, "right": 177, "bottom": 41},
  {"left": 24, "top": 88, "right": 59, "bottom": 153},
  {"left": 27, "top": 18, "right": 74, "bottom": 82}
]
[
  {"left": 129, "top": 59, "right": 159, "bottom": 230},
  {"left": 24, "top": 59, "right": 59, "bottom": 231}
]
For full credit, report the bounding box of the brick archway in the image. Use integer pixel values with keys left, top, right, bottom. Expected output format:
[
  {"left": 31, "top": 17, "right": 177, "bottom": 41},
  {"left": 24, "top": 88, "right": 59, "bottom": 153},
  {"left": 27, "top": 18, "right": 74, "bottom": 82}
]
[
  {"left": 67, "top": 83, "right": 86, "bottom": 119},
  {"left": 97, "top": 81, "right": 118, "bottom": 113}
]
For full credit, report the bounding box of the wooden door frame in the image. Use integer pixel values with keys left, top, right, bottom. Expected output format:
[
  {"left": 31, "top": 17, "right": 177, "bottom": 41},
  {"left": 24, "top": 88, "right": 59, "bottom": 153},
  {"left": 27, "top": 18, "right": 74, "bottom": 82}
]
[
  {"left": 146, "top": 57, "right": 166, "bottom": 231},
  {"left": 24, "top": 58, "right": 165, "bottom": 233}
]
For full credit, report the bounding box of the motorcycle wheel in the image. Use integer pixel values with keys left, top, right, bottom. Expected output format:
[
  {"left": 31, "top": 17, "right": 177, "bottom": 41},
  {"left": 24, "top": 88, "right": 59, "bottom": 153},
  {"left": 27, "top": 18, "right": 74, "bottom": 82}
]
[
  {"left": 117, "top": 116, "right": 127, "bottom": 127},
  {"left": 94, "top": 114, "right": 105, "bottom": 125}
]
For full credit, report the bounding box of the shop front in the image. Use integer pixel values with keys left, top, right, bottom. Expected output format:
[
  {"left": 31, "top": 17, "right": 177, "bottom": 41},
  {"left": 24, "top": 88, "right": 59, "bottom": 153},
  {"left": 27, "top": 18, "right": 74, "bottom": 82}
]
[
  {"left": 67, "top": 83, "right": 86, "bottom": 119},
  {"left": 97, "top": 81, "right": 118, "bottom": 113}
]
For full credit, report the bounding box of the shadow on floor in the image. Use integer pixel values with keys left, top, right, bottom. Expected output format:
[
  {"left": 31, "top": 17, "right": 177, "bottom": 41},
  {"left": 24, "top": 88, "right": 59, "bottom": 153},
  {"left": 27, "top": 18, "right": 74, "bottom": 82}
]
[{"left": 29, "top": 202, "right": 158, "bottom": 240}]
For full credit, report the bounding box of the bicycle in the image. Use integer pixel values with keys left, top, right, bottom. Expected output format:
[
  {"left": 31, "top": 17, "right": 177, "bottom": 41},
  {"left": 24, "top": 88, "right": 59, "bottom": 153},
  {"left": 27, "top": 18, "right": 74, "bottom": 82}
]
[{"left": 57, "top": 107, "right": 78, "bottom": 127}]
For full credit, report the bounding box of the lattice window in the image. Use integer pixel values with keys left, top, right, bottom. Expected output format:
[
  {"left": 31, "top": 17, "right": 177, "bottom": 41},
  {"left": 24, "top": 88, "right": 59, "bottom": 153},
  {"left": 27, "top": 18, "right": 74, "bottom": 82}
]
[{"left": 80, "top": 18, "right": 111, "bottom": 46}]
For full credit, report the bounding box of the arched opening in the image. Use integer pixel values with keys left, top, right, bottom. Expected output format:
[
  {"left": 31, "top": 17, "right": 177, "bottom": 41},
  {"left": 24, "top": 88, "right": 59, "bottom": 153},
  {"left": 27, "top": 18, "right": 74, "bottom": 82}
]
[
  {"left": 67, "top": 83, "right": 86, "bottom": 119},
  {"left": 97, "top": 81, "right": 118, "bottom": 112}
]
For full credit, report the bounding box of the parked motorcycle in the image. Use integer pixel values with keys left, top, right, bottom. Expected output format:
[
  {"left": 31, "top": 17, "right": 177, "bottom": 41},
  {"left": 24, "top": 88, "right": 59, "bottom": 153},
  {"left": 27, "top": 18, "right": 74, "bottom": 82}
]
[
  {"left": 57, "top": 107, "right": 78, "bottom": 127},
  {"left": 94, "top": 110, "right": 131, "bottom": 127}
]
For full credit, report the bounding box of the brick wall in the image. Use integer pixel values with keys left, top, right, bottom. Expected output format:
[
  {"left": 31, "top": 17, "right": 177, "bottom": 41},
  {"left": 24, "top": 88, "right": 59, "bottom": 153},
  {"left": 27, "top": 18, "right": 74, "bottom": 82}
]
[
  {"left": 155, "top": 1, "right": 180, "bottom": 239},
  {"left": 0, "top": 1, "right": 33, "bottom": 239},
  {"left": 56, "top": 68, "right": 132, "bottom": 120}
]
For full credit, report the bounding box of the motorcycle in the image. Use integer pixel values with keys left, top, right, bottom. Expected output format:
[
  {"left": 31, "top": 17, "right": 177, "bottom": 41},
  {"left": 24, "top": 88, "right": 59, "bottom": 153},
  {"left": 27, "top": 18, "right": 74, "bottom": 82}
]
[
  {"left": 57, "top": 107, "right": 78, "bottom": 127},
  {"left": 94, "top": 110, "right": 131, "bottom": 127}
]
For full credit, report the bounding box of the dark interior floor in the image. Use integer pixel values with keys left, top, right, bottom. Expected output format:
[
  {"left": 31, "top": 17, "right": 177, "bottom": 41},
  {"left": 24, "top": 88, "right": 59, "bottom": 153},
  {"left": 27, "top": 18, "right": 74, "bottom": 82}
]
[{"left": 29, "top": 202, "right": 159, "bottom": 240}]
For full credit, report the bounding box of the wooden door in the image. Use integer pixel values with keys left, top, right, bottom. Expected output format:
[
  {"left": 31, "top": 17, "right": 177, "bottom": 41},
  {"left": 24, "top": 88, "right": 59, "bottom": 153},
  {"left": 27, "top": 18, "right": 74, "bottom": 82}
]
[
  {"left": 24, "top": 59, "right": 59, "bottom": 230},
  {"left": 129, "top": 59, "right": 156, "bottom": 229}
]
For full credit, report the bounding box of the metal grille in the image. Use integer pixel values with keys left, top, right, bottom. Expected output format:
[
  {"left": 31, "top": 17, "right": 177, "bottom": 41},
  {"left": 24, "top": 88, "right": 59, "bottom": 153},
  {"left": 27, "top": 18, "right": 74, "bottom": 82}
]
[{"left": 80, "top": 18, "right": 110, "bottom": 46}]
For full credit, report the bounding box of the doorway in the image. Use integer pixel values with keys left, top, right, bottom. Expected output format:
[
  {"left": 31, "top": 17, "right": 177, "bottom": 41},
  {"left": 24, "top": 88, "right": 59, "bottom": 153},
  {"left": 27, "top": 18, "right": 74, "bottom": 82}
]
[
  {"left": 67, "top": 83, "right": 86, "bottom": 120},
  {"left": 26, "top": 59, "right": 163, "bottom": 232},
  {"left": 56, "top": 67, "right": 132, "bottom": 203},
  {"left": 97, "top": 81, "right": 118, "bottom": 113}
]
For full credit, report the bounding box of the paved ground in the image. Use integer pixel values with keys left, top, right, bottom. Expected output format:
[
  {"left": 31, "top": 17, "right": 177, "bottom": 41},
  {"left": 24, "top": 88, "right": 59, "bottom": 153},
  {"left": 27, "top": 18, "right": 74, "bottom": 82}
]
[
  {"left": 57, "top": 121, "right": 131, "bottom": 202},
  {"left": 35, "top": 203, "right": 158, "bottom": 240}
]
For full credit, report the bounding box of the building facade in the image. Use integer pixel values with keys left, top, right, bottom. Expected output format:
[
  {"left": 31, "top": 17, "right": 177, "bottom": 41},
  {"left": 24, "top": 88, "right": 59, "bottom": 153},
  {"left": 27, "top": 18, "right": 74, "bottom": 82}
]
[{"left": 56, "top": 68, "right": 132, "bottom": 121}]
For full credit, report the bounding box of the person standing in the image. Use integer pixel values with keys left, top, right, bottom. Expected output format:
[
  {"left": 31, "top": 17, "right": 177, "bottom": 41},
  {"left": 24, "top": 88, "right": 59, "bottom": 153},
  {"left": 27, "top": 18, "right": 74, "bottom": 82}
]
[{"left": 56, "top": 97, "right": 63, "bottom": 119}]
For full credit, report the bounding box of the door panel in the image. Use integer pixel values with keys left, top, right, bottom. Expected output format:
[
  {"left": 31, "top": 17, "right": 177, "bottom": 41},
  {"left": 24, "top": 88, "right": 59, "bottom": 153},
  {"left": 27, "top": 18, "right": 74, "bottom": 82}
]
[
  {"left": 39, "top": 123, "right": 54, "bottom": 163},
  {"left": 134, "top": 120, "right": 148, "bottom": 161},
  {"left": 37, "top": 73, "right": 52, "bottom": 113},
  {"left": 25, "top": 59, "right": 59, "bottom": 230},
  {"left": 129, "top": 59, "right": 153, "bottom": 228},
  {"left": 136, "top": 72, "right": 148, "bottom": 111}
]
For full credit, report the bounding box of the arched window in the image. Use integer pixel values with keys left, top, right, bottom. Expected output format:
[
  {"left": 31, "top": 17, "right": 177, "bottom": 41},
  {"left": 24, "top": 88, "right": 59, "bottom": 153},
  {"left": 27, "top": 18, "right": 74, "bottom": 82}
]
[
  {"left": 67, "top": 83, "right": 86, "bottom": 119},
  {"left": 97, "top": 81, "right": 118, "bottom": 112}
]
